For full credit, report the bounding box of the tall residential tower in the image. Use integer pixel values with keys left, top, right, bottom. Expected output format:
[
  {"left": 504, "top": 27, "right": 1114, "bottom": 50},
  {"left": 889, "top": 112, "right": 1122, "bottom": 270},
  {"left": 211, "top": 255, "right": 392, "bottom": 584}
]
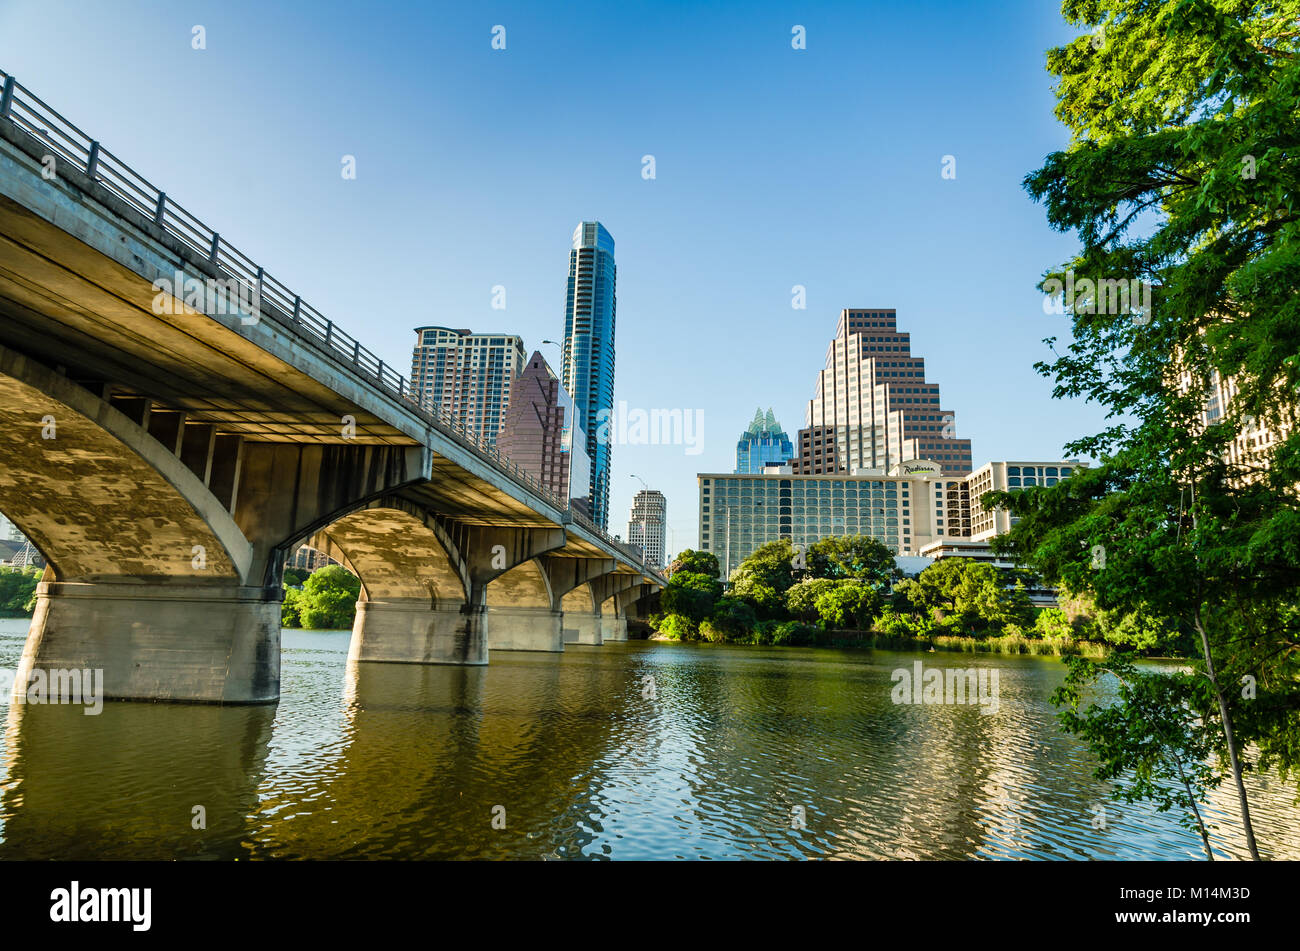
[
  {"left": 561, "top": 222, "right": 617, "bottom": 529},
  {"left": 627, "top": 489, "right": 667, "bottom": 568},
  {"left": 409, "top": 326, "right": 526, "bottom": 447}
]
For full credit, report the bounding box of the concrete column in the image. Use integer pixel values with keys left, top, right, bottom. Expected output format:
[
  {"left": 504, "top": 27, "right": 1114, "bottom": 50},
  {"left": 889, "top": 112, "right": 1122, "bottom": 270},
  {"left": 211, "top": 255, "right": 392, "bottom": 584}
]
[
  {"left": 19, "top": 581, "right": 280, "bottom": 704},
  {"left": 563, "top": 611, "right": 603, "bottom": 646},
  {"left": 487, "top": 605, "right": 564, "bottom": 652},
  {"left": 349, "top": 597, "right": 486, "bottom": 665},
  {"left": 600, "top": 615, "right": 628, "bottom": 642}
]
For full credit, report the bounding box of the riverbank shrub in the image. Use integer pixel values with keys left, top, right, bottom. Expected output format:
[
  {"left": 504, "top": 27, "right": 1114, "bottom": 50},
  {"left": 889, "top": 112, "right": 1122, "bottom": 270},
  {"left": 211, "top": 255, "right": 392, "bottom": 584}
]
[
  {"left": 812, "top": 580, "right": 880, "bottom": 630},
  {"left": 650, "top": 612, "right": 697, "bottom": 641},
  {"left": 769, "top": 620, "right": 821, "bottom": 646},
  {"left": 699, "top": 597, "right": 756, "bottom": 642}
]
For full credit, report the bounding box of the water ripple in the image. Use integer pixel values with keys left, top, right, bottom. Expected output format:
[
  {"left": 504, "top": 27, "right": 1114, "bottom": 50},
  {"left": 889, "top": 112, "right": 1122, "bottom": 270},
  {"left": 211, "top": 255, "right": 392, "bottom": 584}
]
[{"left": 0, "top": 622, "right": 1296, "bottom": 859}]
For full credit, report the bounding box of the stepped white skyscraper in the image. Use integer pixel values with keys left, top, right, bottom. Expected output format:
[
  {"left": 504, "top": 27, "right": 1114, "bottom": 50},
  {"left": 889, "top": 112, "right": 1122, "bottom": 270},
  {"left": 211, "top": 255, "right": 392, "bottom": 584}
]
[{"left": 804, "top": 308, "right": 973, "bottom": 477}]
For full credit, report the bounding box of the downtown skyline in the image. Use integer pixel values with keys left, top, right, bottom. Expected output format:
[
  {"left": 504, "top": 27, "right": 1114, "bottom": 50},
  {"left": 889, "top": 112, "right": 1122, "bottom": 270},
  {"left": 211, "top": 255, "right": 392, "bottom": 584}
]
[{"left": 0, "top": 0, "right": 1110, "bottom": 554}]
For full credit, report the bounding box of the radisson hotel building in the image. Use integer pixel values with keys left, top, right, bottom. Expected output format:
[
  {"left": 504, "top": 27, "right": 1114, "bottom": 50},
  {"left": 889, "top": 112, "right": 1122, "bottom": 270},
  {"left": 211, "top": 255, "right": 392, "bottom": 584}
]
[{"left": 698, "top": 460, "right": 1080, "bottom": 580}]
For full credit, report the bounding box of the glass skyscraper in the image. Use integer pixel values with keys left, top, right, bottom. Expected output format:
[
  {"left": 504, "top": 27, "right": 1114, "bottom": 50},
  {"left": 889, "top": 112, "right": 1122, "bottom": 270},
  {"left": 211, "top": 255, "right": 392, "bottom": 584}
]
[
  {"left": 561, "top": 221, "right": 617, "bottom": 529},
  {"left": 735, "top": 408, "right": 795, "bottom": 473}
]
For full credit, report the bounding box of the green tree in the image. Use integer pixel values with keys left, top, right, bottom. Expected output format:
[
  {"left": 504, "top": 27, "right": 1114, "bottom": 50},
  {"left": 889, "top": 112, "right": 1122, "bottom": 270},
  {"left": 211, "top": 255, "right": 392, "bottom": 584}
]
[
  {"left": 283, "top": 567, "right": 311, "bottom": 588},
  {"left": 808, "top": 535, "right": 900, "bottom": 588},
  {"left": 785, "top": 577, "right": 840, "bottom": 622},
  {"left": 701, "top": 597, "right": 757, "bottom": 643},
  {"left": 1086, "top": 600, "right": 1188, "bottom": 652},
  {"left": 910, "top": 559, "right": 1031, "bottom": 634},
  {"left": 1033, "top": 607, "right": 1074, "bottom": 639},
  {"left": 0, "top": 566, "right": 40, "bottom": 617},
  {"left": 281, "top": 587, "right": 306, "bottom": 628},
  {"left": 813, "top": 580, "right": 881, "bottom": 630},
  {"left": 661, "top": 570, "right": 722, "bottom": 623},
  {"left": 728, "top": 539, "right": 797, "bottom": 619},
  {"left": 297, "top": 565, "right": 361, "bottom": 630},
  {"left": 730, "top": 539, "right": 796, "bottom": 590},
  {"left": 999, "top": 0, "right": 1300, "bottom": 858},
  {"left": 668, "top": 549, "right": 720, "bottom": 579},
  {"left": 1055, "top": 656, "right": 1224, "bottom": 859},
  {"left": 652, "top": 612, "right": 696, "bottom": 641}
]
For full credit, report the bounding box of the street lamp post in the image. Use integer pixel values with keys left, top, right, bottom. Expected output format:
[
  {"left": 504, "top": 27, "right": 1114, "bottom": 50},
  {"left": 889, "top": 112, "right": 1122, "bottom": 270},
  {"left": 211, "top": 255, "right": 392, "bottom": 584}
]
[{"left": 541, "top": 339, "right": 563, "bottom": 373}]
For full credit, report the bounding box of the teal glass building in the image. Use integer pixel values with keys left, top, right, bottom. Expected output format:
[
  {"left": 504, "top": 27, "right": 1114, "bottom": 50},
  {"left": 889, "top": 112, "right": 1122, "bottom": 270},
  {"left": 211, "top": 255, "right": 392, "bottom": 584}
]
[
  {"left": 735, "top": 408, "right": 795, "bottom": 473},
  {"left": 561, "top": 221, "right": 616, "bottom": 529}
]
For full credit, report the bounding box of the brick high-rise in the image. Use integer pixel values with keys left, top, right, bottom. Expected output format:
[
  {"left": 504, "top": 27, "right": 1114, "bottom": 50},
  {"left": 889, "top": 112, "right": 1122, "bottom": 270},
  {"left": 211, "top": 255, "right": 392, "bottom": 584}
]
[{"left": 497, "top": 351, "right": 592, "bottom": 514}]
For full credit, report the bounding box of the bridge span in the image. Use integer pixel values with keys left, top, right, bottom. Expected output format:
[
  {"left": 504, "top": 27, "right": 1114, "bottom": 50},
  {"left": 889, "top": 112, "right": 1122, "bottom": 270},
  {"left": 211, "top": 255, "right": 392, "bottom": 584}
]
[{"left": 0, "top": 70, "right": 663, "bottom": 704}]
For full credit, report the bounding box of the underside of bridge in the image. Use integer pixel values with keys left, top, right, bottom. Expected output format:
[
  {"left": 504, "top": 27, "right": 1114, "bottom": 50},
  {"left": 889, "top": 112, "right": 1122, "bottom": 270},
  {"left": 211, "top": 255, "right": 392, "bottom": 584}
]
[{"left": 0, "top": 120, "right": 661, "bottom": 704}]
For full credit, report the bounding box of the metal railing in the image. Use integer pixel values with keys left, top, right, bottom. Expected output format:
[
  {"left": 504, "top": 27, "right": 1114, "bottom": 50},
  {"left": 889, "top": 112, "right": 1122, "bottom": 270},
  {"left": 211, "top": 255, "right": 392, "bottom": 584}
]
[{"left": 0, "top": 69, "right": 654, "bottom": 577}]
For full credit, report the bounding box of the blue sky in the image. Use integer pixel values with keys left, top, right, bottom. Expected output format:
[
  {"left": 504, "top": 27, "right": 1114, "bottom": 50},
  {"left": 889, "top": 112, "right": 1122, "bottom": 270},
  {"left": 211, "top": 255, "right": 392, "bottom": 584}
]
[{"left": 0, "top": 0, "right": 1099, "bottom": 553}]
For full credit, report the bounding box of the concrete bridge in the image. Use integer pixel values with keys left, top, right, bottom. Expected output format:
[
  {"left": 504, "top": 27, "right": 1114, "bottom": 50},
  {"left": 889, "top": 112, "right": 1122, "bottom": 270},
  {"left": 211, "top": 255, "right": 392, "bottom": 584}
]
[{"left": 0, "top": 71, "right": 663, "bottom": 704}]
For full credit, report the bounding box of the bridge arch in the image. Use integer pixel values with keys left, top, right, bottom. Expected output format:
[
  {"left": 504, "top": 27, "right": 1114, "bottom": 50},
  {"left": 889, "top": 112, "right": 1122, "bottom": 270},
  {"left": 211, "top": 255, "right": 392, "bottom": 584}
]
[
  {"left": 304, "top": 499, "right": 468, "bottom": 607},
  {"left": 561, "top": 583, "right": 597, "bottom": 614},
  {"left": 486, "top": 558, "right": 553, "bottom": 610},
  {"left": 0, "top": 345, "right": 251, "bottom": 584}
]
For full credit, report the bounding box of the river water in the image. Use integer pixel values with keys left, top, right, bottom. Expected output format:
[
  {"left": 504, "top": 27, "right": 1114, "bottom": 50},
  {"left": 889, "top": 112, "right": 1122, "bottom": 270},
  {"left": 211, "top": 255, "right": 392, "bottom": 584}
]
[{"left": 0, "top": 618, "right": 1296, "bottom": 860}]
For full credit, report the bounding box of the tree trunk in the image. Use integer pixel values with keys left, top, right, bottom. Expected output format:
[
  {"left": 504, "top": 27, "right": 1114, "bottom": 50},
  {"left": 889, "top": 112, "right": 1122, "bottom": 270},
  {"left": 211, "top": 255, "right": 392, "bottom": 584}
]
[{"left": 1194, "top": 608, "right": 1260, "bottom": 860}]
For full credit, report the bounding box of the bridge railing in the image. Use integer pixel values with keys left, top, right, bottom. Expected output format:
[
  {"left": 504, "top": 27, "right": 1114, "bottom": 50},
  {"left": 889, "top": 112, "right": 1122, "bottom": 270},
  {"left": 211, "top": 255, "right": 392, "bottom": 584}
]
[{"left": 0, "top": 69, "right": 656, "bottom": 578}]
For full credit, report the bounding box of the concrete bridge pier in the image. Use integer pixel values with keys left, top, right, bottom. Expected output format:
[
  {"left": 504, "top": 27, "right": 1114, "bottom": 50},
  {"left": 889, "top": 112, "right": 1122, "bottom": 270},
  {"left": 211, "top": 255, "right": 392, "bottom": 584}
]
[
  {"left": 486, "top": 555, "right": 619, "bottom": 654},
  {"left": 562, "top": 611, "right": 603, "bottom": 646},
  {"left": 18, "top": 581, "right": 281, "bottom": 704},
  {"left": 485, "top": 605, "right": 563, "bottom": 652},
  {"left": 600, "top": 615, "right": 628, "bottom": 642},
  {"left": 312, "top": 509, "right": 566, "bottom": 665},
  {"left": 348, "top": 596, "right": 488, "bottom": 666}
]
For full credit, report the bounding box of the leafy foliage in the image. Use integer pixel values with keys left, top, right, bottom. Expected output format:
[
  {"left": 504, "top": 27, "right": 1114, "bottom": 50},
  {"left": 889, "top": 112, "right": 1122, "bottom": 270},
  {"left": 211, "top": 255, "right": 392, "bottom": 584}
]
[
  {"left": 1054, "top": 655, "right": 1225, "bottom": 856},
  {"left": 282, "top": 564, "right": 361, "bottom": 630},
  {"left": 901, "top": 559, "right": 1035, "bottom": 634},
  {"left": 785, "top": 577, "right": 840, "bottom": 622},
  {"left": 668, "top": 549, "right": 720, "bottom": 579},
  {"left": 807, "top": 535, "right": 901, "bottom": 587},
  {"left": 1002, "top": 0, "right": 1300, "bottom": 855},
  {"left": 660, "top": 570, "right": 722, "bottom": 623},
  {"left": 0, "top": 566, "right": 40, "bottom": 617},
  {"left": 812, "top": 580, "right": 881, "bottom": 630}
]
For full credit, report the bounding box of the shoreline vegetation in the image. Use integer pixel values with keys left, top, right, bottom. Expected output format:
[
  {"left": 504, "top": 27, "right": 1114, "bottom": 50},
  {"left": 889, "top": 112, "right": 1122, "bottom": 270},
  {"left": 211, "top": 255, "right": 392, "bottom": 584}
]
[
  {"left": 649, "top": 542, "right": 1183, "bottom": 660},
  {"left": 648, "top": 626, "right": 1110, "bottom": 658},
  {"left": 1, "top": 555, "right": 1162, "bottom": 663}
]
